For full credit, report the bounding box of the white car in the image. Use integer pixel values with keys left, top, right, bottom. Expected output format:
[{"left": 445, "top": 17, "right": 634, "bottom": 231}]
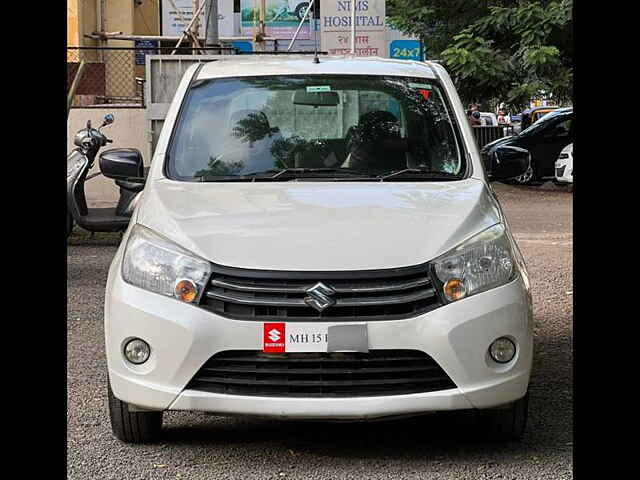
[
  {"left": 101, "top": 56, "right": 534, "bottom": 444},
  {"left": 555, "top": 143, "right": 573, "bottom": 183},
  {"left": 289, "top": 1, "right": 310, "bottom": 20},
  {"left": 479, "top": 112, "right": 498, "bottom": 126}
]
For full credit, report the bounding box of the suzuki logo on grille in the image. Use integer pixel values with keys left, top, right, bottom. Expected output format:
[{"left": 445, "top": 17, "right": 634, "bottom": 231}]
[
  {"left": 268, "top": 329, "right": 281, "bottom": 342},
  {"left": 304, "top": 282, "right": 336, "bottom": 312}
]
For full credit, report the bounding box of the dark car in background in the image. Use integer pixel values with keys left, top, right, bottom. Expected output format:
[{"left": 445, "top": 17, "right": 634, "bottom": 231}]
[{"left": 481, "top": 108, "right": 573, "bottom": 185}]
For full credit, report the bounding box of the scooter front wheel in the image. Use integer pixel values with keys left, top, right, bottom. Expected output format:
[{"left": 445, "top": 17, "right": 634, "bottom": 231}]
[{"left": 67, "top": 212, "right": 74, "bottom": 239}]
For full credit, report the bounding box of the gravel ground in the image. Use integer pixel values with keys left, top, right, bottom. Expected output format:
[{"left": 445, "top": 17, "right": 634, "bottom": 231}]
[{"left": 67, "top": 182, "right": 573, "bottom": 479}]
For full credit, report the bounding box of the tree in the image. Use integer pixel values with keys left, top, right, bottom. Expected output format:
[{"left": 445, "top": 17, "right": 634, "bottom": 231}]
[
  {"left": 387, "top": 0, "right": 496, "bottom": 59},
  {"left": 387, "top": 0, "right": 573, "bottom": 111}
]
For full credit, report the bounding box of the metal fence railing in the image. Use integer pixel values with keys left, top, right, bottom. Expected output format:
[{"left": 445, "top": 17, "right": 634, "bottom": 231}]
[
  {"left": 472, "top": 125, "right": 515, "bottom": 149},
  {"left": 68, "top": 47, "right": 145, "bottom": 108},
  {"left": 67, "top": 46, "right": 236, "bottom": 108}
]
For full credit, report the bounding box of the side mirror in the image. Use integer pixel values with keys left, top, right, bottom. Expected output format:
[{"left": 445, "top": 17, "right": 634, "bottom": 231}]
[
  {"left": 99, "top": 148, "right": 144, "bottom": 181},
  {"left": 488, "top": 146, "right": 530, "bottom": 181},
  {"left": 102, "top": 114, "right": 114, "bottom": 127}
]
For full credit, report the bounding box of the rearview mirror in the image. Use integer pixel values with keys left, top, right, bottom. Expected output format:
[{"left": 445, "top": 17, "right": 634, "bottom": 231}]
[
  {"left": 102, "top": 113, "right": 114, "bottom": 126},
  {"left": 99, "top": 148, "right": 144, "bottom": 181},
  {"left": 293, "top": 90, "right": 340, "bottom": 107},
  {"left": 489, "top": 146, "right": 530, "bottom": 181}
]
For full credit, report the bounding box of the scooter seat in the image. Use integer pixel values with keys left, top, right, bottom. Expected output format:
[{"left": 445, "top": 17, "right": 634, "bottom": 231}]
[{"left": 116, "top": 179, "right": 145, "bottom": 192}]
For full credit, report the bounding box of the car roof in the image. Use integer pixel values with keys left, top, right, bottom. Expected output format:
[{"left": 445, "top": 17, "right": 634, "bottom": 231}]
[
  {"left": 523, "top": 106, "right": 558, "bottom": 114},
  {"left": 195, "top": 56, "right": 439, "bottom": 80},
  {"left": 529, "top": 108, "right": 573, "bottom": 126}
]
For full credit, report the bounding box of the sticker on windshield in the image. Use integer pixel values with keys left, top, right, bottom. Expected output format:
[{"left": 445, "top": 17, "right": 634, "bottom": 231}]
[
  {"left": 306, "top": 85, "right": 332, "bottom": 93},
  {"left": 408, "top": 83, "right": 432, "bottom": 100},
  {"left": 408, "top": 83, "right": 432, "bottom": 90}
]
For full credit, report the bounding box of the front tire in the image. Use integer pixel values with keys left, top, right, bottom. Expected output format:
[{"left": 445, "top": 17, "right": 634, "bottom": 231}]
[
  {"left": 511, "top": 164, "right": 535, "bottom": 185},
  {"left": 478, "top": 391, "right": 529, "bottom": 441},
  {"left": 295, "top": 2, "right": 310, "bottom": 20},
  {"left": 107, "top": 378, "right": 163, "bottom": 443}
]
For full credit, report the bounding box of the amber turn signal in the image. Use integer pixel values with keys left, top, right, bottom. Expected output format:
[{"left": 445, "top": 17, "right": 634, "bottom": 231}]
[
  {"left": 443, "top": 278, "right": 466, "bottom": 302},
  {"left": 175, "top": 279, "right": 198, "bottom": 303}
]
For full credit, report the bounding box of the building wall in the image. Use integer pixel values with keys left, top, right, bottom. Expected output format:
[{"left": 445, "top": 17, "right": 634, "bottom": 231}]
[
  {"left": 67, "top": 0, "right": 80, "bottom": 50},
  {"left": 134, "top": 1, "right": 161, "bottom": 79},
  {"left": 134, "top": 1, "right": 160, "bottom": 35},
  {"left": 81, "top": 1, "right": 99, "bottom": 50},
  {"left": 68, "top": 108, "right": 151, "bottom": 206},
  {"left": 104, "top": 1, "right": 136, "bottom": 97}
]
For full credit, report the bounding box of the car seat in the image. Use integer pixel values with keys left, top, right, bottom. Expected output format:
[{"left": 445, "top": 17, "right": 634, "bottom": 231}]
[{"left": 344, "top": 110, "right": 407, "bottom": 171}]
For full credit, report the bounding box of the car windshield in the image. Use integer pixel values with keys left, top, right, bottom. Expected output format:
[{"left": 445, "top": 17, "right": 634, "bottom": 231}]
[{"left": 167, "top": 75, "right": 465, "bottom": 181}]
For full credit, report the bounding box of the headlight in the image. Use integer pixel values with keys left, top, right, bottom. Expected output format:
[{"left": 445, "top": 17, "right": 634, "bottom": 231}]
[
  {"left": 431, "top": 224, "right": 515, "bottom": 303},
  {"left": 122, "top": 224, "right": 212, "bottom": 303}
]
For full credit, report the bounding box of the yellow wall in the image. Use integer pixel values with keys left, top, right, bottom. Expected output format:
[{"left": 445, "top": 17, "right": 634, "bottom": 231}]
[
  {"left": 104, "top": 0, "right": 136, "bottom": 97},
  {"left": 68, "top": 1, "right": 163, "bottom": 49},
  {"left": 67, "top": 0, "right": 79, "bottom": 48},
  {"left": 134, "top": 0, "right": 160, "bottom": 35},
  {"left": 68, "top": 1, "right": 98, "bottom": 60},
  {"left": 82, "top": 1, "right": 99, "bottom": 49},
  {"left": 68, "top": 1, "right": 162, "bottom": 99}
]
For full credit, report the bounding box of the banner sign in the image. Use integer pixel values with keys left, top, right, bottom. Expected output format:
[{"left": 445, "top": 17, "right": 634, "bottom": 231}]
[
  {"left": 389, "top": 39, "right": 422, "bottom": 61},
  {"left": 161, "top": 0, "right": 206, "bottom": 36},
  {"left": 135, "top": 40, "right": 159, "bottom": 65},
  {"left": 240, "top": 0, "right": 310, "bottom": 39},
  {"left": 321, "top": 0, "right": 386, "bottom": 57},
  {"left": 161, "top": 0, "right": 234, "bottom": 38}
]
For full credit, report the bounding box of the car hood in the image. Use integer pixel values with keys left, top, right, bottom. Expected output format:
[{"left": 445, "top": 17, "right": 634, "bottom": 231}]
[{"left": 136, "top": 178, "right": 503, "bottom": 271}]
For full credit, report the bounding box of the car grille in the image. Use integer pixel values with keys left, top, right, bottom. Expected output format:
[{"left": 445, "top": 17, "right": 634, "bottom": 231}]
[
  {"left": 200, "top": 263, "right": 441, "bottom": 321},
  {"left": 556, "top": 166, "right": 566, "bottom": 177},
  {"left": 186, "top": 350, "right": 457, "bottom": 397}
]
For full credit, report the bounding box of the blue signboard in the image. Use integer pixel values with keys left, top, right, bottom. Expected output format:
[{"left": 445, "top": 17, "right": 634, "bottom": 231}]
[
  {"left": 389, "top": 40, "right": 423, "bottom": 61},
  {"left": 232, "top": 41, "right": 254, "bottom": 54},
  {"left": 135, "top": 40, "right": 159, "bottom": 65}
]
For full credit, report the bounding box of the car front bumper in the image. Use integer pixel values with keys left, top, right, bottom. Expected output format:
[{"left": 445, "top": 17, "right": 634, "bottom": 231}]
[
  {"left": 555, "top": 161, "right": 573, "bottom": 183},
  {"left": 105, "top": 252, "right": 533, "bottom": 419}
]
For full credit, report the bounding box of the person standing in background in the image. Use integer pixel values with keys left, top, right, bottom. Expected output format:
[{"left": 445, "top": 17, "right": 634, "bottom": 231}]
[
  {"left": 468, "top": 103, "right": 481, "bottom": 126},
  {"left": 497, "top": 108, "right": 510, "bottom": 125}
]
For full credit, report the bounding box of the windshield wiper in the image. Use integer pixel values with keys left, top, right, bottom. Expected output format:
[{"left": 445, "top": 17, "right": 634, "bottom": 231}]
[
  {"left": 377, "top": 168, "right": 461, "bottom": 181},
  {"left": 197, "top": 168, "right": 374, "bottom": 182},
  {"left": 266, "top": 167, "right": 373, "bottom": 179},
  {"left": 199, "top": 174, "right": 259, "bottom": 182}
]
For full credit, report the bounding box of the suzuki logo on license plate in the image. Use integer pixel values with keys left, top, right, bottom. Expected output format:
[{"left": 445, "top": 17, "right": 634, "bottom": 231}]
[
  {"left": 304, "top": 282, "right": 336, "bottom": 312},
  {"left": 268, "top": 329, "right": 281, "bottom": 342},
  {"left": 263, "top": 323, "right": 286, "bottom": 353}
]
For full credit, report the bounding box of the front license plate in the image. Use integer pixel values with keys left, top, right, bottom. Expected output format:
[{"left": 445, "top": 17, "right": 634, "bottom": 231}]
[
  {"left": 262, "top": 323, "right": 367, "bottom": 353},
  {"left": 263, "top": 322, "right": 328, "bottom": 353}
]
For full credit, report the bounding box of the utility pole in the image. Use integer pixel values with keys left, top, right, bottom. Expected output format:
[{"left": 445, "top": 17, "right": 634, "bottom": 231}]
[
  {"left": 99, "top": 0, "right": 106, "bottom": 61},
  {"left": 205, "top": 0, "right": 219, "bottom": 52},
  {"left": 351, "top": 0, "right": 356, "bottom": 54},
  {"left": 259, "top": 0, "right": 266, "bottom": 49}
]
